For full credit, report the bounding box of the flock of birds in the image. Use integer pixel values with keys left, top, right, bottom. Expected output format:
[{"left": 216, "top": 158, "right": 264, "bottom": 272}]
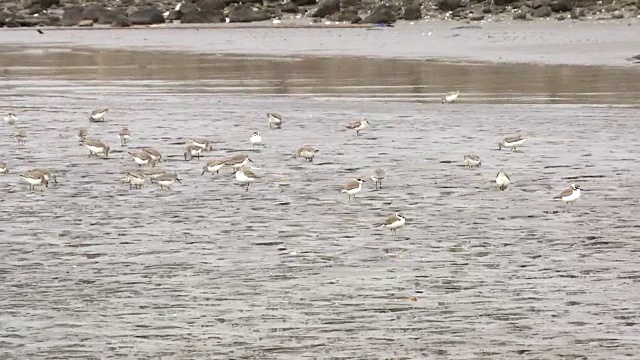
[{"left": 2, "top": 90, "right": 583, "bottom": 235}]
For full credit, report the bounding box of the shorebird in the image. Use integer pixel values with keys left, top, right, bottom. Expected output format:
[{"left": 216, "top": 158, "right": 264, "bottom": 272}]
[
  {"left": 380, "top": 212, "right": 406, "bottom": 235},
  {"left": 201, "top": 158, "right": 227, "bottom": 176},
  {"left": 188, "top": 138, "right": 213, "bottom": 151},
  {"left": 554, "top": 183, "right": 581, "bottom": 204},
  {"left": 464, "top": 153, "right": 482, "bottom": 168},
  {"left": 249, "top": 132, "right": 263, "bottom": 148},
  {"left": 126, "top": 172, "right": 145, "bottom": 189},
  {"left": 498, "top": 134, "right": 527, "bottom": 151},
  {"left": 156, "top": 173, "right": 182, "bottom": 190},
  {"left": 129, "top": 151, "right": 155, "bottom": 167},
  {"left": 29, "top": 168, "right": 57, "bottom": 184},
  {"left": 143, "top": 167, "right": 164, "bottom": 183},
  {"left": 141, "top": 147, "right": 162, "bottom": 162},
  {"left": 442, "top": 90, "right": 460, "bottom": 104},
  {"left": 77, "top": 127, "right": 88, "bottom": 141},
  {"left": 0, "top": 162, "right": 9, "bottom": 174},
  {"left": 295, "top": 146, "right": 319, "bottom": 162},
  {"left": 341, "top": 178, "right": 366, "bottom": 201},
  {"left": 89, "top": 107, "right": 108, "bottom": 122},
  {"left": 4, "top": 113, "right": 17, "bottom": 125},
  {"left": 21, "top": 170, "right": 48, "bottom": 191},
  {"left": 346, "top": 118, "right": 371, "bottom": 136},
  {"left": 371, "top": 168, "right": 386, "bottom": 189},
  {"left": 80, "top": 138, "right": 110, "bottom": 158},
  {"left": 15, "top": 129, "right": 26, "bottom": 145},
  {"left": 184, "top": 144, "right": 202, "bottom": 160},
  {"left": 225, "top": 154, "right": 252, "bottom": 171},
  {"left": 268, "top": 112, "right": 283, "bottom": 129},
  {"left": 118, "top": 127, "right": 130, "bottom": 146},
  {"left": 496, "top": 169, "right": 511, "bottom": 191},
  {"left": 233, "top": 167, "right": 258, "bottom": 191}
]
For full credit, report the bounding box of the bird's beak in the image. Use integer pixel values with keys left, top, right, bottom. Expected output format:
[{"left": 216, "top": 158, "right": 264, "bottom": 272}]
[
  {"left": 176, "top": 178, "right": 182, "bottom": 184},
  {"left": 248, "top": 158, "right": 254, "bottom": 163}
]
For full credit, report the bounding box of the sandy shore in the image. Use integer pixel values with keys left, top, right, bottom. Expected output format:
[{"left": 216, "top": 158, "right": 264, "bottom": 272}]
[{"left": 1, "top": 19, "right": 639, "bottom": 66}]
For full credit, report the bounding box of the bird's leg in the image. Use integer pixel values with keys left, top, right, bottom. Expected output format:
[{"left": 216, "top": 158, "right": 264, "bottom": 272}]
[
  {"left": 246, "top": 183, "right": 250, "bottom": 191},
  {"left": 129, "top": 182, "right": 132, "bottom": 190}
]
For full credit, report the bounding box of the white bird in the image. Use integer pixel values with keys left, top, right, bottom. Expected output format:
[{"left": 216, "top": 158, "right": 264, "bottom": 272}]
[
  {"left": 496, "top": 169, "right": 511, "bottom": 191},
  {"left": 268, "top": 112, "right": 283, "bottom": 129},
  {"left": 126, "top": 172, "right": 145, "bottom": 189},
  {"left": 554, "top": 183, "right": 581, "bottom": 204},
  {"left": 4, "top": 113, "right": 17, "bottom": 125},
  {"left": 442, "top": 90, "right": 460, "bottom": 104},
  {"left": 249, "top": 132, "right": 263, "bottom": 148},
  {"left": 233, "top": 167, "right": 258, "bottom": 191},
  {"left": 371, "top": 168, "right": 386, "bottom": 189},
  {"left": 89, "top": 108, "right": 108, "bottom": 122},
  {"left": 498, "top": 135, "right": 527, "bottom": 151},
  {"left": 21, "top": 171, "right": 48, "bottom": 191},
  {"left": 463, "top": 153, "right": 482, "bottom": 168},
  {"left": 341, "top": 178, "right": 366, "bottom": 201},
  {"left": 346, "top": 118, "right": 371, "bottom": 136}
]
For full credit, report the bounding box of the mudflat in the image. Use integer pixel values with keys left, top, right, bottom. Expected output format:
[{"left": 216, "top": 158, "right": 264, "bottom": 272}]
[{"left": 0, "top": 25, "right": 639, "bottom": 359}]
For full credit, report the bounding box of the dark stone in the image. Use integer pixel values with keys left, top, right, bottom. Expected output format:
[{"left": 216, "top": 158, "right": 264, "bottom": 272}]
[
  {"left": 333, "top": 8, "right": 357, "bottom": 21},
  {"left": 179, "top": 2, "right": 200, "bottom": 13},
  {"left": 38, "top": 0, "right": 59, "bottom": 10},
  {"left": 556, "top": 14, "right": 566, "bottom": 19},
  {"left": 199, "top": 0, "right": 226, "bottom": 12},
  {"left": 111, "top": 14, "right": 132, "bottom": 27},
  {"left": 61, "top": 6, "right": 84, "bottom": 27},
  {"left": 26, "top": 5, "right": 43, "bottom": 15},
  {"left": 493, "top": 0, "right": 517, "bottom": 5},
  {"left": 531, "top": 0, "right": 547, "bottom": 9},
  {"left": 83, "top": 5, "right": 109, "bottom": 22},
  {"left": 350, "top": 14, "right": 362, "bottom": 23},
  {"left": 437, "top": 0, "right": 462, "bottom": 11},
  {"left": 469, "top": 14, "right": 484, "bottom": 20},
  {"left": 512, "top": 10, "right": 527, "bottom": 19},
  {"left": 16, "top": 15, "right": 49, "bottom": 27},
  {"left": 532, "top": 5, "right": 552, "bottom": 16},
  {"left": 292, "top": 0, "right": 317, "bottom": 5},
  {"left": 403, "top": 2, "right": 422, "bottom": 20},
  {"left": 482, "top": 5, "right": 492, "bottom": 13},
  {"left": 128, "top": 7, "right": 165, "bottom": 25},
  {"left": 312, "top": 0, "right": 340, "bottom": 17},
  {"left": 228, "top": 4, "right": 271, "bottom": 22},
  {"left": 550, "top": 0, "right": 573, "bottom": 11},
  {"left": 181, "top": 9, "right": 224, "bottom": 23},
  {"left": 280, "top": 2, "right": 300, "bottom": 13},
  {"left": 78, "top": 19, "right": 94, "bottom": 27},
  {"left": 362, "top": 4, "right": 397, "bottom": 23},
  {"left": 97, "top": 10, "right": 119, "bottom": 25},
  {"left": 569, "top": 8, "right": 580, "bottom": 18},
  {"left": 166, "top": 10, "right": 182, "bottom": 20}
]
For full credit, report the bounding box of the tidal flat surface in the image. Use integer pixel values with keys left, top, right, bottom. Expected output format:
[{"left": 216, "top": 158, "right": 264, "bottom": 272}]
[{"left": 0, "top": 47, "right": 639, "bottom": 359}]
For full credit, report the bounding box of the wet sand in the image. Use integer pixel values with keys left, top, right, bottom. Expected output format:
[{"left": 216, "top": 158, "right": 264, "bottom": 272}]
[
  {"left": 1, "top": 41, "right": 640, "bottom": 358},
  {"left": 1, "top": 20, "right": 639, "bottom": 66}
]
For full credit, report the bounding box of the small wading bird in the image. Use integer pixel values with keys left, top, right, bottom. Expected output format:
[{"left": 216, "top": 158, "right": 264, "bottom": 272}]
[
  {"left": 188, "top": 138, "right": 213, "bottom": 151},
  {"left": 80, "top": 138, "right": 110, "bottom": 158},
  {"left": 496, "top": 169, "right": 511, "bottom": 191},
  {"left": 554, "top": 183, "right": 581, "bottom": 205},
  {"left": 29, "top": 168, "right": 57, "bottom": 184},
  {"left": 267, "top": 112, "right": 283, "bottom": 129},
  {"left": 4, "top": 113, "right": 17, "bottom": 125},
  {"left": 380, "top": 212, "right": 406, "bottom": 235},
  {"left": 201, "top": 159, "right": 226, "bottom": 176},
  {"left": 21, "top": 170, "right": 48, "bottom": 191},
  {"left": 341, "top": 178, "right": 366, "bottom": 201},
  {"left": 15, "top": 129, "right": 26, "bottom": 145},
  {"left": 346, "top": 118, "right": 371, "bottom": 136},
  {"left": 0, "top": 162, "right": 9, "bottom": 174},
  {"left": 118, "top": 127, "right": 130, "bottom": 146},
  {"left": 442, "top": 90, "right": 460, "bottom": 104},
  {"left": 126, "top": 172, "right": 145, "bottom": 189},
  {"left": 156, "top": 173, "right": 182, "bottom": 190},
  {"left": 77, "top": 127, "right": 88, "bottom": 141},
  {"left": 141, "top": 147, "right": 162, "bottom": 162},
  {"left": 464, "top": 153, "right": 482, "bottom": 168},
  {"left": 89, "top": 108, "right": 108, "bottom": 122},
  {"left": 295, "top": 146, "right": 319, "bottom": 162},
  {"left": 498, "top": 134, "right": 527, "bottom": 152},
  {"left": 249, "top": 132, "right": 263, "bottom": 148},
  {"left": 184, "top": 144, "right": 202, "bottom": 160},
  {"left": 225, "top": 154, "right": 252, "bottom": 172},
  {"left": 233, "top": 167, "right": 258, "bottom": 191},
  {"left": 129, "top": 151, "right": 155, "bottom": 167},
  {"left": 371, "top": 168, "right": 386, "bottom": 189}
]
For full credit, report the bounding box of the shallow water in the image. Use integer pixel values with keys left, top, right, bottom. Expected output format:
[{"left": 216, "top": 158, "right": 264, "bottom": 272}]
[{"left": 0, "top": 48, "right": 639, "bottom": 359}]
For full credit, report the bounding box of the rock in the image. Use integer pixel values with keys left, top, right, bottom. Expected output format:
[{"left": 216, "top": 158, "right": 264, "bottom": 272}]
[
  {"left": 312, "top": 0, "right": 340, "bottom": 18},
  {"left": 78, "top": 19, "right": 93, "bottom": 27},
  {"left": 15, "top": 15, "right": 49, "bottom": 26},
  {"left": 556, "top": 14, "right": 566, "bottom": 19},
  {"left": 468, "top": 14, "right": 484, "bottom": 20},
  {"left": 21, "top": 0, "right": 34, "bottom": 8},
  {"left": 550, "top": 0, "right": 573, "bottom": 12},
  {"left": 179, "top": 2, "right": 199, "bottom": 14},
  {"left": 82, "top": 5, "right": 110, "bottom": 22},
  {"left": 482, "top": 5, "right": 492, "bottom": 13},
  {"left": 280, "top": 2, "right": 299, "bottom": 13},
  {"left": 611, "top": 11, "right": 624, "bottom": 18},
  {"left": 531, "top": 0, "right": 547, "bottom": 9},
  {"left": 363, "top": 4, "right": 397, "bottom": 23},
  {"left": 97, "top": 10, "right": 120, "bottom": 25},
  {"left": 166, "top": 10, "right": 182, "bottom": 20},
  {"left": 198, "top": 0, "right": 226, "bottom": 12},
  {"left": 111, "top": 14, "right": 132, "bottom": 27},
  {"left": 403, "top": 2, "right": 422, "bottom": 20},
  {"left": 569, "top": 8, "right": 580, "bottom": 18},
  {"left": 512, "top": 10, "right": 527, "bottom": 19},
  {"left": 39, "top": 0, "right": 59, "bottom": 9},
  {"left": 333, "top": 8, "right": 357, "bottom": 21},
  {"left": 350, "top": 14, "right": 362, "bottom": 23},
  {"left": 128, "top": 7, "right": 165, "bottom": 25},
  {"left": 228, "top": 4, "right": 271, "bottom": 22},
  {"left": 532, "top": 5, "right": 552, "bottom": 16},
  {"left": 181, "top": 9, "right": 224, "bottom": 23},
  {"left": 61, "top": 6, "right": 84, "bottom": 27},
  {"left": 492, "top": 0, "right": 516, "bottom": 6},
  {"left": 437, "top": 0, "right": 462, "bottom": 11},
  {"left": 292, "top": 0, "right": 317, "bottom": 5}
]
